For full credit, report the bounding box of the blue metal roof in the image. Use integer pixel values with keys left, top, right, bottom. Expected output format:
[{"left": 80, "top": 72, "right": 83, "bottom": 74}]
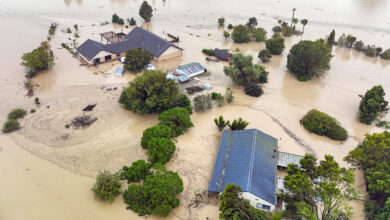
[{"left": 208, "top": 129, "right": 278, "bottom": 205}]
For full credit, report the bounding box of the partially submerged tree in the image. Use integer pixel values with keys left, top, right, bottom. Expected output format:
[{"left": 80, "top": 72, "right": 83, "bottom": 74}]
[
  {"left": 327, "top": 30, "right": 335, "bottom": 47},
  {"left": 300, "top": 19, "right": 308, "bottom": 34},
  {"left": 287, "top": 39, "right": 332, "bottom": 80},
  {"left": 194, "top": 94, "right": 213, "bottom": 112},
  {"left": 223, "top": 31, "right": 230, "bottom": 40},
  {"left": 265, "top": 34, "right": 285, "bottom": 55},
  {"left": 281, "top": 154, "right": 359, "bottom": 220},
  {"left": 158, "top": 107, "right": 193, "bottom": 137},
  {"left": 231, "top": 24, "right": 252, "bottom": 43},
  {"left": 139, "top": 1, "right": 153, "bottom": 22},
  {"left": 218, "top": 17, "right": 225, "bottom": 26},
  {"left": 123, "top": 48, "right": 154, "bottom": 72},
  {"left": 380, "top": 48, "right": 390, "bottom": 60},
  {"left": 141, "top": 125, "right": 174, "bottom": 149},
  {"left": 224, "top": 88, "right": 234, "bottom": 103},
  {"left": 21, "top": 45, "right": 55, "bottom": 77},
  {"left": 258, "top": 49, "right": 272, "bottom": 63},
  {"left": 228, "top": 118, "right": 249, "bottom": 130},
  {"left": 251, "top": 27, "right": 267, "bottom": 42},
  {"left": 147, "top": 138, "right": 176, "bottom": 164},
  {"left": 92, "top": 170, "right": 122, "bottom": 203},
  {"left": 358, "top": 85, "right": 388, "bottom": 124},
  {"left": 120, "top": 160, "right": 151, "bottom": 183},
  {"left": 214, "top": 116, "right": 230, "bottom": 131},
  {"left": 345, "top": 34, "right": 357, "bottom": 48},
  {"left": 246, "top": 17, "right": 258, "bottom": 28}
]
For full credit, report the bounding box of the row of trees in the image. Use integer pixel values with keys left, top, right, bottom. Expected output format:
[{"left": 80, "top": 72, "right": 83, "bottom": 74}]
[{"left": 220, "top": 17, "right": 267, "bottom": 43}]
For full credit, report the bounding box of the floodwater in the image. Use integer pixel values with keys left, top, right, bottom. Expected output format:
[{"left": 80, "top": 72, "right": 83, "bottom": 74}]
[{"left": 0, "top": 0, "right": 389, "bottom": 219}]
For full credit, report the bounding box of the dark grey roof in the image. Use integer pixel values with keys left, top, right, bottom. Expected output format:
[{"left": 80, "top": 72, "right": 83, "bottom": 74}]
[
  {"left": 277, "top": 151, "right": 304, "bottom": 168},
  {"left": 213, "top": 48, "right": 232, "bottom": 61},
  {"left": 77, "top": 27, "right": 183, "bottom": 61},
  {"left": 208, "top": 129, "right": 278, "bottom": 206}
]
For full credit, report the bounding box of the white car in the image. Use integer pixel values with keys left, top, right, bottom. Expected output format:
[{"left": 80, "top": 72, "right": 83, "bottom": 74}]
[
  {"left": 120, "top": 57, "right": 126, "bottom": 63},
  {"left": 146, "top": 63, "right": 156, "bottom": 70}
]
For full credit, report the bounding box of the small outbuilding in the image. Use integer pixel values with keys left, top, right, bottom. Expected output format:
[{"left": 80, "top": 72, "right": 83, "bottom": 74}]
[
  {"left": 175, "top": 62, "right": 206, "bottom": 78},
  {"left": 213, "top": 48, "right": 232, "bottom": 61}
]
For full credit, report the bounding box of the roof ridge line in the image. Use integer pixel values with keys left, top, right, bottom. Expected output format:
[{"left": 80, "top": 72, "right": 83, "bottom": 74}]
[{"left": 247, "top": 130, "right": 257, "bottom": 191}]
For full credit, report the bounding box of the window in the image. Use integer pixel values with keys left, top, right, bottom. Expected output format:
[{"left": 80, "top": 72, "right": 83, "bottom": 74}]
[{"left": 256, "top": 203, "right": 271, "bottom": 211}]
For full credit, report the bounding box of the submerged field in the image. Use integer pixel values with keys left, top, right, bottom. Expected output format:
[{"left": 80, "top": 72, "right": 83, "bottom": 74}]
[{"left": 0, "top": 0, "right": 389, "bottom": 219}]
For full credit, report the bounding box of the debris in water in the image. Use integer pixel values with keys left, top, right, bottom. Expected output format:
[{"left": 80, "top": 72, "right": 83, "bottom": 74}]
[
  {"left": 82, "top": 103, "right": 97, "bottom": 112},
  {"left": 71, "top": 115, "right": 98, "bottom": 129}
]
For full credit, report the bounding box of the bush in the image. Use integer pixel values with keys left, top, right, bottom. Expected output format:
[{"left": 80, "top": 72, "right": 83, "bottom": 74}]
[
  {"left": 246, "top": 17, "right": 258, "bottom": 28},
  {"left": 35, "top": 97, "right": 40, "bottom": 104},
  {"left": 272, "top": 26, "right": 282, "bottom": 32},
  {"left": 359, "top": 85, "right": 388, "bottom": 124},
  {"left": 121, "top": 160, "right": 151, "bottom": 183},
  {"left": 139, "top": 1, "right": 153, "bottom": 22},
  {"left": 119, "top": 70, "right": 180, "bottom": 114},
  {"left": 214, "top": 116, "right": 230, "bottom": 131},
  {"left": 380, "top": 49, "right": 390, "bottom": 60},
  {"left": 227, "top": 24, "right": 233, "bottom": 29},
  {"left": 224, "top": 88, "right": 234, "bottom": 103},
  {"left": 354, "top": 40, "right": 365, "bottom": 51},
  {"left": 2, "top": 119, "right": 20, "bottom": 133},
  {"left": 211, "top": 92, "right": 225, "bottom": 107},
  {"left": 112, "top": 13, "right": 119, "bottom": 22},
  {"left": 194, "top": 94, "right": 213, "bottom": 112},
  {"left": 258, "top": 49, "right": 272, "bottom": 63},
  {"left": 228, "top": 118, "right": 249, "bottom": 130},
  {"left": 287, "top": 39, "right": 332, "bottom": 80},
  {"left": 251, "top": 27, "right": 267, "bottom": 42},
  {"left": 30, "top": 109, "right": 36, "bottom": 113},
  {"left": 21, "top": 46, "right": 55, "bottom": 75},
  {"left": 48, "top": 28, "right": 55, "bottom": 35},
  {"left": 147, "top": 138, "right": 176, "bottom": 164},
  {"left": 92, "top": 170, "right": 122, "bottom": 203},
  {"left": 223, "top": 31, "right": 230, "bottom": 39},
  {"left": 158, "top": 107, "right": 193, "bottom": 137},
  {"left": 231, "top": 24, "right": 251, "bottom": 43},
  {"left": 117, "top": 18, "right": 124, "bottom": 25},
  {"left": 265, "top": 34, "right": 285, "bottom": 55},
  {"left": 123, "top": 48, "right": 154, "bottom": 72},
  {"left": 8, "top": 108, "right": 27, "bottom": 120},
  {"left": 281, "top": 26, "right": 293, "bottom": 37},
  {"left": 176, "top": 93, "right": 193, "bottom": 115},
  {"left": 129, "top": 17, "right": 136, "bottom": 25},
  {"left": 202, "top": 48, "right": 214, "bottom": 56},
  {"left": 364, "top": 46, "right": 376, "bottom": 57},
  {"left": 218, "top": 17, "right": 225, "bottom": 26},
  {"left": 244, "top": 83, "right": 263, "bottom": 97},
  {"left": 300, "top": 109, "right": 348, "bottom": 141},
  {"left": 141, "top": 125, "right": 174, "bottom": 149}
]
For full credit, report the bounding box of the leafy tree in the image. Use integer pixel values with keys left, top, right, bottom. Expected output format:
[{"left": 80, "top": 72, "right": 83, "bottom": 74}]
[
  {"left": 327, "top": 30, "right": 335, "bottom": 47},
  {"left": 194, "top": 94, "right": 213, "bottom": 112},
  {"left": 176, "top": 93, "right": 193, "bottom": 115},
  {"left": 265, "top": 34, "right": 285, "bottom": 55},
  {"left": 8, "top": 108, "right": 27, "bottom": 120},
  {"left": 123, "top": 48, "right": 154, "bottom": 72},
  {"left": 112, "top": 13, "right": 120, "bottom": 23},
  {"left": 258, "top": 49, "right": 272, "bottom": 63},
  {"left": 122, "top": 163, "right": 183, "bottom": 217},
  {"left": 21, "top": 46, "right": 54, "bottom": 76},
  {"left": 158, "top": 107, "right": 193, "bottom": 136},
  {"left": 202, "top": 48, "right": 214, "bottom": 56},
  {"left": 92, "top": 170, "right": 122, "bottom": 203},
  {"left": 345, "top": 34, "right": 357, "bottom": 48},
  {"left": 121, "top": 160, "right": 151, "bottom": 183},
  {"left": 214, "top": 116, "right": 230, "bottom": 131},
  {"left": 300, "top": 109, "right": 348, "bottom": 141},
  {"left": 227, "top": 24, "right": 233, "bottom": 29},
  {"left": 354, "top": 40, "right": 365, "bottom": 51},
  {"left": 244, "top": 83, "right": 263, "bottom": 97},
  {"left": 218, "top": 17, "right": 225, "bottom": 26},
  {"left": 246, "top": 17, "right": 258, "bottom": 28},
  {"left": 251, "top": 27, "right": 267, "bottom": 42},
  {"left": 281, "top": 154, "right": 358, "bottom": 220},
  {"left": 141, "top": 125, "right": 174, "bottom": 149},
  {"left": 287, "top": 39, "right": 332, "bottom": 79},
  {"left": 381, "top": 49, "right": 390, "bottom": 60},
  {"left": 128, "top": 17, "right": 137, "bottom": 25},
  {"left": 219, "top": 183, "right": 268, "bottom": 220},
  {"left": 365, "top": 46, "right": 376, "bottom": 57},
  {"left": 337, "top": 33, "right": 346, "bottom": 46},
  {"left": 358, "top": 85, "right": 388, "bottom": 124},
  {"left": 119, "top": 70, "right": 180, "bottom": 114},
  {"left": 139, "top": 1, "right": 153, "bottom": 22},
  {"left": 211, "top": 92, "right": 225, "bottom": 107},
  {"left": 281, "top": 25, "right": 294, "bottom": 37},
  {"left": 2, "top": 119, "right": 20, "bottom": 133},
  {"left": 223, "top": 31, "right": 230, "bottom": 39},
  {"left": 376, "top": 47, "right": 383, "bottom": 56},
  {"left": 228, "top": 118, "right": 249, "bottom": 130},
  {"left": 301, "top": 19, "right": 308, "bottom": 34},
  {"left": 224, "top": 88, "right": 234, "bottom": 103},
  {"left": 147, "top": 138, "right": 176, "bottom": 164},
  {"left": 231, "top": 24, "right": 251, "bottom": 43}
]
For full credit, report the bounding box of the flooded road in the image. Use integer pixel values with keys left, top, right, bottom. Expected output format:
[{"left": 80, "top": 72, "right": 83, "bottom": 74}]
[{"left": 0, "top": 0, "right": 389, "bottom": 219}]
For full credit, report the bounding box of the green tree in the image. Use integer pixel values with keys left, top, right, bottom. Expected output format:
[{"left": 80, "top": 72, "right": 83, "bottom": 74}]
[
  {"left": 218, "top": 17, "right": 225, "bottom": 26},
  {"left": 158, "top": 107, "right": 193, "bottom": 136},
  {"left": 265, "top": 34, "right": 285, "bottom": 55},
  {"left": 92, "top": 170, "right": 122, "bottom": 203},
  {"left": 129, "top": 17, "right": 137, "bottom": 25},
  {"left": 365, "top": 46, "right": 376, "bottom": 57},
  {"left": 301, "top": 19, "right": 308, "bottom": 34},
  {"left": 354, "top": 40, "right": 365, "bottom": 51},
  {"left": 246, "top": 17, "right": 258, "bottom": 28},
  {"left": 147, "top": 138, "right": 176, "bottom": 164},
  {"left": 228, "top": 24, "right": 234, "bottom": 29},
  {"left": 375, "top": 47, "right": 383, "bottom": 56},
  {"left": 141, "top": 125, "right": 173, "bottom": 149},
  {"left": 251, "top": 27, "right": 267, "bottom": 42},
  {"left": 223, "top": 31, "right": 230, "bottom": 39},
  {"left": 224, "top": 88, "right": 234, "bottom": 103},
  {"left": 281, "top": 154, "right": 358, "bottom": 220},
  {"left": 345, "top": 34, "right": 357, "bottom": 48},
  {"left": 121, "top": 160, "right": 151, "bottom": 183},
  {"left": 380, "top": 49, "right": 390, "bottom": 60},
  {"left": 21, "top": 46, "right": 54, "bottom": 76},
  {"left": 358, "top": 85, "right": 388, "bottom": 124},
  {"left": 287, "top": 39, "right": 332, "bottom": 79},
  {"left": 8, "top": 108, "right": 27, "bottom": 120},
  {"left": 123, "top": 48, "right": 154, "bottom": 72},
  {"left": 258, "top": 49, "right": 272, "bottom": 63},
  {"left": 244, "top": 83, "right": 263, "bottom": 97},
  {"left": 228, "top": 118, "right": 249, "bottom": 130},
  {"left": 282, "top": 25, "right": 294, "bottom": 37},
  {"left": 300, "top": 109, "right": 348, "bottom": 141},
  {"left": 327, "top": 30, "right": 335, "bottom": 47},
  {"left": 231, "top": 24, "right": 251, "bottom": 43},
  {"left": 122, "top": 163, "right": 183, "bottom": 217},
  {"left": 119, "top": 70, "right": 180, "bottom": 114},
  {"left": 214, "top": 116, "right": 230, "bottom": 131},
  {"left": 176, "top": 93, "right": 193, "bottom": 115},
  {"left": 2, "top": 119, "right": 20, "bottom": 133},
  {"left": 139, "top": 1, "right": 153, "bottom": 22},
  {"left": 194, "top": 94, "right": 213, "bottom": 112},
  {"left": 112, "top": 13, "right": 119, "bottom": 23}
]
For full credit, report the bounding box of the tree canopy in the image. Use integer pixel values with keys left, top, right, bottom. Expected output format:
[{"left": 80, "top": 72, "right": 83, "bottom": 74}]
[
  {"left": 265, "top": 34, "right": 285, "bottom": 55},
  {"left": 358, "top": 85, "right": 388, "bottom": 124},
  {"left": 141, "top": 125, "right": 174, "bottom": 149},
  {"left": 92, "top": 170, "right": 122, "bottom": 203},
  {"left": 123, "top": 48, "right": 154, "bottom": 72},
  {"left": 287, "top": 39, "right": 332, "bottom": 80},
  {"left": 120, "top": 160, "right": 151, "bottom": 183},
  {"left": 139, "top": 1, "right": 153, "bottom": 22},
  {"left": 281, "top": 154, "right": 358, "bottom": 220},
  {"left": 119, "top": 70, "right": 180, "bottom": 114},
  {"left": 147, "top": 138, "right": 176, "bottom": 164},
  {"left": 231, "top": 24, "right": 252, "bottom": 43},
  {"left": 21, "top": 46, "right": 54, "bottom": 76},
  {"left": 158, "top": 107, "right": 193, "bottom": 136}
]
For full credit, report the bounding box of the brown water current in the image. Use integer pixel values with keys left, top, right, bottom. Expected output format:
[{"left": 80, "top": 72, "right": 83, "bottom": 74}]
[{"left": 0, "top": 0, "right": 390, "bottom": 219}]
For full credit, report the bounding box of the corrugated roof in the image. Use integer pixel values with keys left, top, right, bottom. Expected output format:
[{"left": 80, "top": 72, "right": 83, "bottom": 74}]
[
  {"left": 176, "top": 62, "right": 205, "bottom": 75},
  {"left": 277, "top": 151, "right": 304, "bottom": 168},
  {"left": 208, "top": 129, "right": 278, "bottom": 206},
  {"left": 77, "top": 27, "right": 183, "bottom": 61},
  {"left": 213, "top": 48, "right": 232, "bottom": 61}
]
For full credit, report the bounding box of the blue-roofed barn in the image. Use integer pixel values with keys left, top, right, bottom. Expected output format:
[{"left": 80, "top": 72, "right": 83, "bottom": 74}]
[{"left": 208, "top": 129, "right": 278, "bottom": 211}]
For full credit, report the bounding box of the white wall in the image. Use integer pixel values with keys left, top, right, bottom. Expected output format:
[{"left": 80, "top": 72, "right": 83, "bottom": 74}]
[
  {"left": 91, "top": 50, "right": 117, "bottom": 62},
  {"left": 241, "top": 192, "right": 275, "bottom": 212}
]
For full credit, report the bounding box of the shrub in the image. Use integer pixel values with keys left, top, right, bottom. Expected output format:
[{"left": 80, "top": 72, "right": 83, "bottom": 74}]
[
  {"left": 218, "top": 17, "right": 225, "bottom": 26},
  {"left": 158, "top": 107, "right": 193, "bottom": 136},
  {"left": 359, "top": 85, "right": 388, "bottom": 124},
  {"left": 214, "top": 116, "right": 230, "bottom": 131},
  {"left": 8, "top": 108, "right": 27, "bottom": 120},
  {"left": 129, "top": 17, "right": 136, "bottom": 25},
  {"left": 119, "top": 70, "right": 180, "bottom": 114},
  {"left": 121, "top": 160, "right": 151, "bottom": 183},
  {"left": 223, "top": 31, "right": 230, "bottom": 39},
  {"left": 251, "top": 27, "right": 267, "bottom": 42},
  {"left": 287, "top": 39, "right": 332, "bottom": 80},
  {"left": 246, "top": 17, "right": 258, "bottom": 28},
  {"left": 117, "top": 18, "right": 124, "bottom": 25},
  {"left": 212, "top": 93, "right": 225, "bottom": 107},
  {"left": 265, "top": 34, "right": 285, "bottom": 55},
  {"left": 281, "top": 26, "right": 293, "bottom": 37},
  {"left": 2, "top": 119, "right": 20, "bottom": 133},
  {"left": 227, "top": 24, "right": 233, "bottom": 29},
  {"left": 74, "top": 32, "right": 79, "bottom": 38},
  {"left": 112, "top": 13, "right": 120, "bottom": 23},
  {"left": 380, "top": 49, "right": 390, "bottom": 60},
  {"left": 224, "top": 88, "right": 234, "bottom": 103},
  {"left": 202, "top": 48, "right": 214, "bottom": 56},
  {"left": 272, "top": 26, "right": 282, "bottom": 32},
  {"left": 364, "top": 46, "right": 376, "bottom": 57},
  {"left": 35, "top": 97, "right": 40, "bottom": 104},
  {"left": 194, "top": 94, "right": 213, "bottom": 112},
  {"left": 147, "top": 138, "right": 176, "bottom": 164},
  {"left": 258, "top": 49, "right": 272, "bottom": 63},
  {"left": 48, "top": 28, "right": 55, "bottom": 35},
  {"left": 92, "top": 170, "right": 122, "bottom": 203},
  {"left": 229, "top": 118, "right": 249, "bottom": 130},
  {"left": 141, "top": 125, "right": 174, "bottom": 149},
  {"left": 139, "top": 1, "right": 153, "bottom": 22},
  {"left": 176, "top": 93, "right": 193, "bottom": 115},
  {"left": 123, "top": 48, "right": 154, "bottom": 72},
  {"left": 30, "top": 109, "right": 36, "bottom": 113},
  {"left": 300, "top": 109, "right": 348, "bottom": 141},
  {"left": 244, "top": 83, "right": 263, "bottom": 97},
  {"left": 66, "top": 27, "right": 72, "bottom": 33},
  {"left": 231, "top": 24, "right": 251, "bottom": 43},
  {"left": 21, "top": 46, "right": 55, "bottom": 75},
  {"left": 354, "top": 40, "right": 365, "bottom": 51}
]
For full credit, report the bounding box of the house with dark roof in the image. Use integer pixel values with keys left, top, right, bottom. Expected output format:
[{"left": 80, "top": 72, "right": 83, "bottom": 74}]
[
  {"left": 213, "top": 48, "right": 232, "bottom": 61},
  {"left": 77, "top": 27, "right": 183, "bottom": 65},
  {"left": 208, "top": 129, "right": 278, "bottom": 211}
]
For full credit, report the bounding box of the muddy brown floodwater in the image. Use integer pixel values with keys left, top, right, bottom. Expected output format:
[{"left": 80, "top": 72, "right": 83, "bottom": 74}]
[{"left": 0, "top": 0, "right": 389, "bottom": 219}]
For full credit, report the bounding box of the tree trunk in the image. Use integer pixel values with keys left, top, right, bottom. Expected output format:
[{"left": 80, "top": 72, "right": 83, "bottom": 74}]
[{"left": 302, "top": 25, "right": 305, "bottom": 34}]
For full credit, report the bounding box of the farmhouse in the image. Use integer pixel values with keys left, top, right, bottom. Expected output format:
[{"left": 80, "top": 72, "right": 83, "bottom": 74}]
[
  {"left": 77, "top": 27, "right": 183, "bottom": 65},
  {"left": 208, "top": 129, "right": 278, "bottom": 211}
]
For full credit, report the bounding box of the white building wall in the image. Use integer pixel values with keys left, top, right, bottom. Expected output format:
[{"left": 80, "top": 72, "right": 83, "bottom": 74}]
[
  {"left": 91, "top": 50, "right": 117, "bottom": 62},
  {"left": 241, "top": 192, "right": 275, "bottom": 212}
]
